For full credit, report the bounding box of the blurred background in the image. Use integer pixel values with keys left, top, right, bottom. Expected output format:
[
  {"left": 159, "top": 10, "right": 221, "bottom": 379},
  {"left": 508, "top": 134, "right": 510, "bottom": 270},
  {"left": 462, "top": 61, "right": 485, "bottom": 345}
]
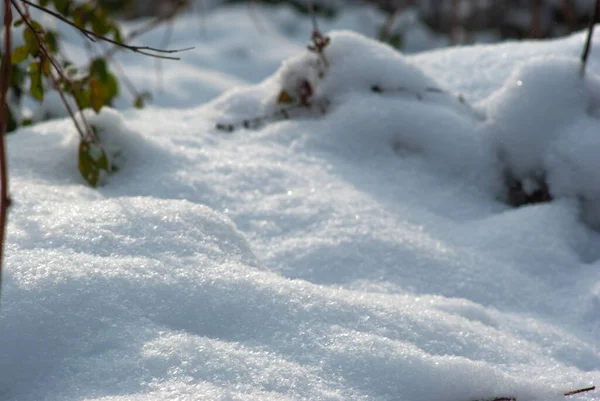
[{"left": 99, "top": 0, "right": 596, "bottom": 50}]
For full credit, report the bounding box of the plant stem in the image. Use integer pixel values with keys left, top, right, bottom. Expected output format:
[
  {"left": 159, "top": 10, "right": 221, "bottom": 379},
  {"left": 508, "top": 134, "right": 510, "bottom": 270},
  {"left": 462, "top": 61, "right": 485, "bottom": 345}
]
[
  {"left": 11, "top": 0, "right": 92, "bottom": 141},
  {"left": 0, "top": 0, "right": 13, "bottom": 306},
  {"left": 564, "top": 386, "right": 595, "bottom": 396},
  {"left": 581, "top": 0, "right": 600, "bottom": 74}
]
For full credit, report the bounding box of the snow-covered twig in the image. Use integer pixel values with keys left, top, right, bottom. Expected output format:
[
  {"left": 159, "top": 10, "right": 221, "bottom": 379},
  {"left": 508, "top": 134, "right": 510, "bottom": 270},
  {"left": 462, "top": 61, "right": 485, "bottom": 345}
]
[
  {"left": 216, "top": 106, "right": 304, "bottom": 132},
  {"left": 371, "top": 84, "right": 482, "bottom": 118}
]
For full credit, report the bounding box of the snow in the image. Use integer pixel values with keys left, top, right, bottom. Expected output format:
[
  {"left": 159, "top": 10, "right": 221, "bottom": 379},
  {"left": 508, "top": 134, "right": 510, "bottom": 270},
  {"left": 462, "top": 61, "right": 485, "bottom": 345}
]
[{"left": 2, "top": 4, "right": 600, "bottom": 401}]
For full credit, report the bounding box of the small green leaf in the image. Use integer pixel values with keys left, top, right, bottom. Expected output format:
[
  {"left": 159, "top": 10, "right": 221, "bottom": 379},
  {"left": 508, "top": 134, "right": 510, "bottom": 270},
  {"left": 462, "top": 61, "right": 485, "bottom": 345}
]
[
  {"left": 11, "top": 46, "right": 29, "bottom": 64},
  {"left": 53, "top": 0, "right": 71, "bottom": 15},
  {"left": 277, "top": 90, "right": 295, "bottom": 104},
  {"left": 89, "top": 58, "right": 108, "bottom": 82},
  {"left": 134, "top": 95, "right": 144, "bottom": 109},
  {"left": 133, "top": 91, "right": 151, "bottom": 109},
  {"left": 45, "top": 30, "right": 59, "bottom": 53},
  {"left": 111, "top": 25, "right": 123, "bottom": 44},
  {"left": 88, "top": 77, "right": 104, "bottom": 112},
  {"left": 40, "top": 56, "right": 51, "bottom": 76},
  {"left": 10, "top": 64, "right": 25, "bottom": 88},
  {"left": 23, "top": 27, "right": 40, "bottom": 56},
  {"left": 13, "top": 19, "right": 24, "bottom": 28},
  {"left": 78, "top": 140, "right": 110, "bottom": 187},
  {"left": 4, "top": 105, "right": 17, "bottom": 133},
  {"left": 105, "top": 73, "right": 119, "bottom": 99},
  {"left": 72, "top": 82, "right": 90, "bottom": 109},
  {"left": 29, "top": 21, "right": 43, "bottom": 32},
  {"left": 29, "top": 62, "right": 44, "bottom": 101},
  {"left": 91, "top": 12, "right": 111, "bottom": 36}
]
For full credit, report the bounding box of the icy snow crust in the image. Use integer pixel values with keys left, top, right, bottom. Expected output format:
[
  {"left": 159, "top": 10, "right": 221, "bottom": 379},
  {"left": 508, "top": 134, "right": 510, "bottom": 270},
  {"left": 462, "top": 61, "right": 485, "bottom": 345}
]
[{"left": 2, "top": 12, "right": 600, "bottom": 401}]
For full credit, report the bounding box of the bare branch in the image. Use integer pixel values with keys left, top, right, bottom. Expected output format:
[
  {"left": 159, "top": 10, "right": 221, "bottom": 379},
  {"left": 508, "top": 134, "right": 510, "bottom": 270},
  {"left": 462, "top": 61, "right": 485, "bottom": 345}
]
[
  {"left": 564, "top": 386, "right": 595, "bottom": 396},
  {"left": 581, "top": 0, "right": 600, "bottom": 75},
  {"left": 307, "top": 0, "right": 320, "bottom": 34},
  {"left": 17, "top": 0, "right": 193, "bottom": 60},
  {"left": 0, "top": 0, "right": 14, "bottom": 307},
  {"left": 104, "top": 0, "right": 190, "bottom": 60}
]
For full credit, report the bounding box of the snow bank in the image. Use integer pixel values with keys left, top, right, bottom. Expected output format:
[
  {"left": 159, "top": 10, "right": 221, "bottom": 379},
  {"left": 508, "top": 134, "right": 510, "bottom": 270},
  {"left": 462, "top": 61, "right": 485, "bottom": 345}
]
[{"left": 1, "top": 14, "right": 600, "bottom": 401}]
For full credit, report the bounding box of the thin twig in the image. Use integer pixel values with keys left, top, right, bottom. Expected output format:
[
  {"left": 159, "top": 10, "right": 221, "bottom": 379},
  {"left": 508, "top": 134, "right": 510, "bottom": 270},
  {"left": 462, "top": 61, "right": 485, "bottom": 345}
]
[
  {"left": 581, "top": 0, "right": 600, "bottom": 75},
  {"left": 0, "top": 0, "right": 14, "bottom": 307},
  {"left": 564, "top": 386, "right": 595, "bottom": 396},
  {"left": 110, "top": 57, "right": 144, "bottom": 103},
  {"left": 155, "top": 22, "right": 174, "bottom": 92},
  {"left": 17, "top": 0, "right": 193, "bottom": 60},
  {"left": 103, "top": 0, "right": 190, "bottom": 60},
  {"left": 306, "top": 0, "right": 320, "bottom": 33},
  {"left": 216, "top": 106, "right": 303, "bottom": 132}
]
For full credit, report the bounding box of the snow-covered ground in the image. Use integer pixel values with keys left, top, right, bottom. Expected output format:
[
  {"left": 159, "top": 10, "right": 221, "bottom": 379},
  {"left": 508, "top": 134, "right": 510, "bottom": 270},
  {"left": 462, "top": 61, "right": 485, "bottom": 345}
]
[{"left": 1, "top": 4, "right": 600, "bottom": 401}]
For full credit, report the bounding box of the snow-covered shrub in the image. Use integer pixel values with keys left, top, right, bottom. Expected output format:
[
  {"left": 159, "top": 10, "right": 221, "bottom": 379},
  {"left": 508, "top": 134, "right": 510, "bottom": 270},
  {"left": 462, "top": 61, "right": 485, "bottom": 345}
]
[{"left": 484, "top": 56, "right": 600, "bottom": 225}]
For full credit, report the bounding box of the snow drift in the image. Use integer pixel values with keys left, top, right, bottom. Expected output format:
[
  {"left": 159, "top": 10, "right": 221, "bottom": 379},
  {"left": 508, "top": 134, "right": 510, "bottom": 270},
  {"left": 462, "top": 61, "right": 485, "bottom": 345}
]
[{"left": 1, "top": 13, "right": 599, "bottom": 401}]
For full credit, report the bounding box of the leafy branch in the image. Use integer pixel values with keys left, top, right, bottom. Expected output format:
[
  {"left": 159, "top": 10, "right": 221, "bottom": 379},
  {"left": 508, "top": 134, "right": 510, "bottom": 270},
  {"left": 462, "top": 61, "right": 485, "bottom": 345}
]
[{"left": 0, "top": 0, "right": 193, "bottom": 305}]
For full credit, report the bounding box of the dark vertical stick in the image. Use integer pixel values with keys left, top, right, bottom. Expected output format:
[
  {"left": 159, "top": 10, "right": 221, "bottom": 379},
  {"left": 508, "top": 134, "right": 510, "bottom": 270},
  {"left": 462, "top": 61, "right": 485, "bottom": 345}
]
[
  {"left": 307, "top": 0, "right": 319, "bottom": 34},
  {"left": 0, "top": 0, "right": 13, "bottom": 305},
  {"left": 581, "top": 0, "right": 600, "bottom": 75}
]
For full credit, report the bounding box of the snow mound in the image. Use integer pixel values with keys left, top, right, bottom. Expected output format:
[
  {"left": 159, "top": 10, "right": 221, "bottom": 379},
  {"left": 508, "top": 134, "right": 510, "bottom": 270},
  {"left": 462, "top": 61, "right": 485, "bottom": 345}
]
[
  {"left": 484, "top": 56, "right": 600, "bottom": 221},
  {"left": 225, "top": 30, "right": 496, "bottom": 192},
  {"left": 253, "top": 32, "right": 600, "bottom": 224}
]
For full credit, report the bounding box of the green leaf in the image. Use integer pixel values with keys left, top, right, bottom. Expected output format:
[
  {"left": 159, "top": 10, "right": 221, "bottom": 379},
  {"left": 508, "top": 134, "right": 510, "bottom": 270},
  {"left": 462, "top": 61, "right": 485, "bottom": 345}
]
[
  {"left": 40, "top": 56, "right": 51, "bottom": 76},
  {"left": 29, "top": 21, "right": 43, "bottom": 32},
  {"left": 72, "top": 83, "right": 90, "bottom": 109},
  {"left": 4, "top": 105, "right": 17, "bottom": 133},
  {"left": 45, "top": 30, "right": 59, "bottom": 53},
  {"left": 23, "top": 27, "right": 40, "bottom": 56},
  {"left": 105, "top": 72, "right": 118, "bottom": 99},
  {"left": 53, "top": 0, "right": 71, "bottom": 15},
  {"left": 78, "top": 140, "right": 109, "bottom": 187},
  {"left": 91, "top": 11, "right": 111, "bottom": 36},
  {"left": 11, "top": 46, "right": 29, "bottom": 64},
  {"left": 89, "top": 58, "right": 108, "bottom": 82},
  {"left": 88, "top": 77, "right": 104, "bottom": 112},
  {"left": 29, "top": 62, "right": 44, "bottom": 101},
  {"left": 134, "top": 91, "right": 151, "bottom": 109},
  {"left": 111, "top": 25, "right": 123, "bottom": 44},
  {"left": 277, "top": 90, "right": 295, "bottom": 104},
  {"left": 10, "top": 64, "right": 25, "bottom": 88},
  {"left": 39, "top": 0, "right": 50, "bottom": 6},
  {"left": 134, "top": 95, "right": 144, "bottom": 109},
  {"left": 13, "top": 19, "right": 24, "bottom": 28}
]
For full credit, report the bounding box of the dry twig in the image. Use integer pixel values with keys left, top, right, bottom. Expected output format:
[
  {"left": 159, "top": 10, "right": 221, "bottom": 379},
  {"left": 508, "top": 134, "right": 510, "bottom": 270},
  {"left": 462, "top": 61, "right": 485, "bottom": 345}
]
[
  {"left": 0, "top": 0, "right": 14, "bottom": 306},
  {"left": 581, "top": 0, "right": 600, "bottom": 75}
]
